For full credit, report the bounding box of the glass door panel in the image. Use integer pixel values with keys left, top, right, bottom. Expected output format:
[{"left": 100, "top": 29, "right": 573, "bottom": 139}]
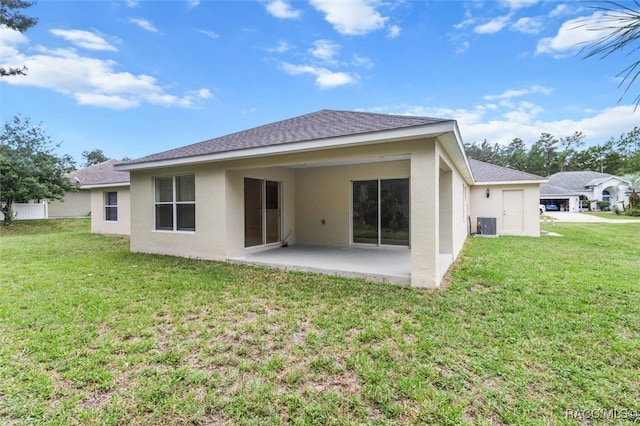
[
  {"left": 380, "top": 179, "right": 409, "bottom": 246},
  {"left": 265, "top": 180, "right": 281, "bottom": 244},
  {"left": 244, "top": 178, "right": 263, "bottom": 247},
  {"left": 352, "top": 180, "right": 378, "bottom": 244}
]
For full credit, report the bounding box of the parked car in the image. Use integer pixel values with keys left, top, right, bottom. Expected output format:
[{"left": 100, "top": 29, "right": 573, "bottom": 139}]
[{"left": 545, "top": 204, "right": 559, "bottom": 211}]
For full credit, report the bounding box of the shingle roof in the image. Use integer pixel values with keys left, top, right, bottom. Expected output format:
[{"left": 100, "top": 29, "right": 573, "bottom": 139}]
[
  {"left": 546, "top": 171, "right": 613, "bottom": 192},
  {"left": 468, "top": 158, "right": 544, "bottom": 183},
  {"left": 67, "top": 159, "right": 130, "bottom": 186},
  {"left": 124, "top": 109, "right": 452, "bottom": 165},
  {"left": 540, "top": 183, "right": 581, "bottom": 196}
]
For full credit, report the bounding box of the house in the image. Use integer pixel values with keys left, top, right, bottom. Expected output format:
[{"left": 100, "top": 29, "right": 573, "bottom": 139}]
[
  {"left": 49, "top": 160, "right": 131, "bottom": 234},
  {"left": 468, "top": 159, "right": 546, "bottom": 237},
  {"left": 540, "top": 171, "right": 630, "bottom": 212},
  {"left": 115, "top": 110, "right": 543, "bottom": 288}
]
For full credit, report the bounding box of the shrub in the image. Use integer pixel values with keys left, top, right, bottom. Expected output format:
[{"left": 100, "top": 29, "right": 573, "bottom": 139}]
[{"left": 625, "top": 207, "right": 640, "bottom": 217}]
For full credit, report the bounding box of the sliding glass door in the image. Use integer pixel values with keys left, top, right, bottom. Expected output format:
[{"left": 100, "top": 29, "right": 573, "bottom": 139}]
[
  {"left": 244, "top": 178, "right": 281, "bottom": 247},
  {"left": 352, "top": 178, "right": 409, "bottom": 246}
]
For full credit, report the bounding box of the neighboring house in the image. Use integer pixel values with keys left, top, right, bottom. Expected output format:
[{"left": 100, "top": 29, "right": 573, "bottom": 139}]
[
  {"left": 468, "top": 159, "right": 546, "bottom": 237},
  {"left": 115, "top": 109, "right": 543, "bottom": 288},
  {"left": 49, "top": 160, "right": 131, "bottom": 235},
  {"left": 540, "top": 171, "right": 630, "bottom": 212}
]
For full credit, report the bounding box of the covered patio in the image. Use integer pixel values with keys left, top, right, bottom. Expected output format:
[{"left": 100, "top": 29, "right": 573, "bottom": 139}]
[{"left": 229, "top": 245, "right": 412, "bottom": 285}]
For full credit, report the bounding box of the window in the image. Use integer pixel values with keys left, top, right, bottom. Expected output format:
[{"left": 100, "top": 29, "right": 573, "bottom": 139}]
[
  {"left": 154, "top": 175, "right": 195, "bottom": 231},
  {"left": 352, "top": 178, "right": 409, "bottom": 246},
  {"left": 105, "top": 191, "right": 118, "bottom": 221}
]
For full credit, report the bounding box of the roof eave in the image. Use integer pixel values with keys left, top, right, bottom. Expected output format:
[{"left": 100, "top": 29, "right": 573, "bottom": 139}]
[
  {"left": 82, "top": 182, "right": 130, "bottom": 189},
  {"left": 115, "top": 121, "right": 459, "bottom": 172},
  {"left": 474, "top": 179, "right": 548, "bottom": 186}
]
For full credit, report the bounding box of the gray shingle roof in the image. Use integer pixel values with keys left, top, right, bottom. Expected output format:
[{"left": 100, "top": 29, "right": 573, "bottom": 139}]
[
  {"left": 540, "top": 183, "right": 581, "bottom": 196},
  {"left": 124, "top": 109, "right": 452, "bottom": 165},
  {"left": 67, "top": 159, "right": 130, "bottom": 186},
  {"left": 546, "top": 171, "right": 612, "bottom": 191},
  {"left": 468, "top": 158, "right": 544, "bottom": 183}
]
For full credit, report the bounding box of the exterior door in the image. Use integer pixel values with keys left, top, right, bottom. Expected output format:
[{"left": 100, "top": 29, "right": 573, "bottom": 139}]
[
  {"left": 502, "top": 190, "right": 524, "bottom": 234},
  {"left": 244, "top": 178, "right": 281, "bottom": 247},
  {"left": 352, "top": 178, "right": 409, "bottom": 246}
]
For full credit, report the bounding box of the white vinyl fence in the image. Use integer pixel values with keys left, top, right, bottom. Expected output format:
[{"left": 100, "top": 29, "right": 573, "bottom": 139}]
[{"left": 0, "top": 202, "right": 48, "bottom": 220}]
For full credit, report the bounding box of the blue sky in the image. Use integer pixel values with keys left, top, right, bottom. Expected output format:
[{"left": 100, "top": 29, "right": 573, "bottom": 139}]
[{"left": 1, "top": 0, "right": 637, "bottom": 165}]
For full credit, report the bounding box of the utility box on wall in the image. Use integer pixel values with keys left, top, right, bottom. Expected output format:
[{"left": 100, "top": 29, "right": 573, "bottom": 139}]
[{"left": 477, "top": 217, "right": 497, "bottom": 236}]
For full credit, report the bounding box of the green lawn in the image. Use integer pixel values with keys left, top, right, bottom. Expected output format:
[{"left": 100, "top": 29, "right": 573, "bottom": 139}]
[
  {"left": 584, "top": 211, "right": 640, "bottom": 220},
  {"left": 1, "top": 219, "right": 639, "bottom": 425}
]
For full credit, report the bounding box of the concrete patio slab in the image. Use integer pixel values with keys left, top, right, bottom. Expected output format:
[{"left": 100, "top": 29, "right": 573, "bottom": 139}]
[{"left": 229, "top": 245, "right": 411, "bottom": 285}]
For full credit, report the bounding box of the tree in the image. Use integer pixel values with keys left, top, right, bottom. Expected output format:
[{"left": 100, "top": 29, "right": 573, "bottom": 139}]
[
  {"left": 501, "top": 138, "right": 528, "bottom": 171},
  {"left": 558, "top": 131, "right": 585, "bottom": 171},
  {"left": 0, "top": 115, "right": 77, "bottom": 225},
  {"left": 82, "top": 149, "right": 109, "bottom": 167},
  {"left": 622, "top": 173, "right": 640, "bottom": 213},
  {"left": 0, "top": 0, "right": 38, "bottom": 77},
  {"left": 580, "top": 1, "right": 640, "bottom": 108}
]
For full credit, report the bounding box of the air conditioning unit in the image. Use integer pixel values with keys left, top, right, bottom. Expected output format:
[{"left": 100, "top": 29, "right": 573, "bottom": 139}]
[{"left": 477, "top": 217, "right": 497, "bottom": 236}]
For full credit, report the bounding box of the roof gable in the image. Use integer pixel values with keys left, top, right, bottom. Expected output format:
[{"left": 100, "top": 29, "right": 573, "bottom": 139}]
[
  {"left": 468, "top": 159, "right": 544, "bottom": 183},
  {"left": 67, "top": 159, "right": 130, "bottom": 187},
  {"left": 123, "top": 109, "right": 452, "bottom": 166},
  {"left": 546, "top": 171, "right": 612, "bottom": 191}
]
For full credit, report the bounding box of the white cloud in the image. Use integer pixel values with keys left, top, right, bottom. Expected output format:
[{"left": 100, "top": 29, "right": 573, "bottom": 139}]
[
  {"left": 126, "top": 0, "right": 138, "bottom": 7},
  {"left": 310, "top": 0, "right": 388, "bottom": 35},
  {"left": 309, "top": 39, "right": 340, "bottom": 62},
  {"left": 474, "top": 15, "right": 512, "bottom": 34},
  {"left": 187, "top": 0, "right": 200, "bottom": 8},
  {"left": 368, "top": 100, "right": 638, "bottom": 149},
  {"left": 281, "top": 63, "right": 358, "bottom": 89},
  {"left": 352, "top": 54, "right": 373, "bottom": 68},
  {"left": 536, "top": 11, "right": 617, "bottom": 56},
  {"left": 484, "top": 85, "right": 553, "bottom": 101},
  {"left": 50, "top": 29, "right": 117, "bottom": 51},
  {"left": 265, "top": 0, "right": 301, "bottom": 19},
  {"left": 129, "top": 18, "right": 159, "bottom": 33},
  {"left": 267, "top": 40, "right": 293, "bottom": 53},
  {"left": 511, "top": 17, "right": 542, "bottom": 35},
  {"left": 196, "top": 29, "right": 220, "bottom": 39},
  {"left": 0, "top": 27, "right": 209, "bottom": 110},
  {"left": 455, "top": 41, "right": 470, "bottom": 55},
  {"left": 387, "top": 25, "right": 401, "bottom": 39},
  {"left": 501, "top": 0, "right": 539, "bottom": 10}
]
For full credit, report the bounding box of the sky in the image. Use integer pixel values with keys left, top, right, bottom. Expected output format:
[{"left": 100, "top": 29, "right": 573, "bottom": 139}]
[{"left": 1, "top": 0, "right": 638, "bottom": 165}]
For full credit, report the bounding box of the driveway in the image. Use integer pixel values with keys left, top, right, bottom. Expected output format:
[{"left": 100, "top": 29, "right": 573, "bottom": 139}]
[{"left": 544, "top": 211, "right": 639, "bottom": 223}]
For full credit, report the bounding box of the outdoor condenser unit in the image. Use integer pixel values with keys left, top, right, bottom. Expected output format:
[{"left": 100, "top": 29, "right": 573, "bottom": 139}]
[{"left": 477, "top": 217, "right": 497, "bottom": 236}]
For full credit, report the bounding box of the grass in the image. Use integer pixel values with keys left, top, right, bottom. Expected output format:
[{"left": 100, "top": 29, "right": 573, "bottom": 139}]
[
  {"left": 1, "top": 219, "right": 639, "bottom": 425},
  {"left": 584, "top": 211, "right": 640, "bottom": 220}
]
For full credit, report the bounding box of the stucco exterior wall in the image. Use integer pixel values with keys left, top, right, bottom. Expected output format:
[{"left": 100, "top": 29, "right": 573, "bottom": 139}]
[
  {"left": 294, "top": 160, "right": 410, "bottom": 247},
  {"left": 126, "top": 137, "right": 472, "bottom": 288},
  {"left": 470, "top": 183, "right": 540, "bottom": 237},
  {"left": 436, "top": 142, "right": 471, "bottom": 280},
  {"left": 129, "top": 164, "right": 228, "bottom": 260},
  {"left": 90, "top": 186, "right": 131, "bottom": 235},
  {"left": 48, "top": 190, "right": 91, "bottom": 217}
]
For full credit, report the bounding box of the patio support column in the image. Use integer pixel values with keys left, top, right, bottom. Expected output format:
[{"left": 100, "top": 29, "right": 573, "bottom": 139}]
[{"left": 410, "top": 141, "right": 439, "bottom": 288}]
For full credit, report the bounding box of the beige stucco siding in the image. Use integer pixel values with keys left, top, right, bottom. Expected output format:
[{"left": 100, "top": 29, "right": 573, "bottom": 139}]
[
  {"left": 225, "top": 167, "right": 296, "bottom": 257},
  {"left": 90, "top": 186, "right": 131, "bottom": 235},
  {"left": 48, "top": 190, "right": 91, "bottom": 217},
  {"left": 295, "top": 160, "right": 410, "bottom": 247},
  {"left": 125, "top": 136, "right": 474, "bottom": 288},
  {"left": 129, "top": 164, "right": 228, "bottom": 260},
  {"left": 470, "top": 183, "right": 540, "bottom": 237}
]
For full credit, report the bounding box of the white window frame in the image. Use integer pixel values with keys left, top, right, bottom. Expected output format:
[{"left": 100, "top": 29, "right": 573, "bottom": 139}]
[
  {"left": 104, "top": 191, "right": 118, "bottom": 222},
  {"left": 154, "top": 175, "right": 196, "bottom": 232}
]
